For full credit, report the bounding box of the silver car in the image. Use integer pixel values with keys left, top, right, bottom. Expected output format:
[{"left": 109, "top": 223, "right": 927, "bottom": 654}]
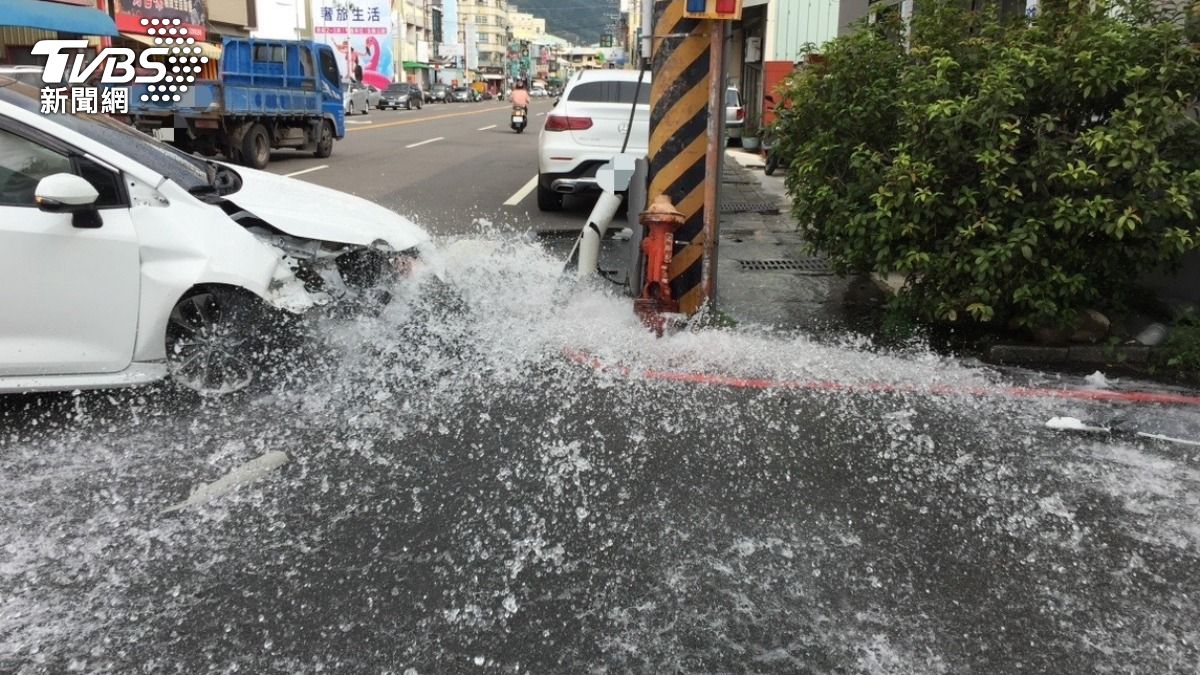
[
  {"left": 365, "top": 85, "right": 382, "bottom": 110},
  {"left": 343, "top": 83, "right": 369, "bottom": 116},
  {"left": 726, "top": 87, "right": 744, "bottom": 141}
]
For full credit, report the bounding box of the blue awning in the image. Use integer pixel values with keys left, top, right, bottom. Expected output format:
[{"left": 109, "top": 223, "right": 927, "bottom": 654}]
[{"left": 0, "top": 0, "right": 119, "bottom": 37}]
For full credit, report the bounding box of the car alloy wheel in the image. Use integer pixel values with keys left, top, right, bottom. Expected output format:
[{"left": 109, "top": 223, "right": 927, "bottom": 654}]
[{"left": 166, "top": 288, "right": 286, "bottom": 396}]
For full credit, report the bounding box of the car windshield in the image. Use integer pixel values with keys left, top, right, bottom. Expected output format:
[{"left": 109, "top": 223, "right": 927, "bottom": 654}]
[
  {"left": 0, "top": 77, "right": 234, "bottom": 196},
  {"left": 386, "top": 84, "right": 410, "bottom": 93},
  {"left": 726, "top": 89, "right": 741, "bottom": 106}
]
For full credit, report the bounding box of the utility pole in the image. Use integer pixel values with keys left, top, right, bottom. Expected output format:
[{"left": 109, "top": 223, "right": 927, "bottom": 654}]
[{"left": 637, "top": 0, "right": 740, "bottom": 323}]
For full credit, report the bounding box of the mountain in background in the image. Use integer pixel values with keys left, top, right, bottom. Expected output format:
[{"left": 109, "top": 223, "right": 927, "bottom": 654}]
[{"left": 512, "top": 0, "right": 614, "bottom": 46}]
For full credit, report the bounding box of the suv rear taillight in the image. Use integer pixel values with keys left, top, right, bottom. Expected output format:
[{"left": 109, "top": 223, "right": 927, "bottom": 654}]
[
  {"left": 545, "top": 114, "right": 594, "bottom": 131},
  {"left": 736, "top": 108, "right": 745, "bottom": 120}
]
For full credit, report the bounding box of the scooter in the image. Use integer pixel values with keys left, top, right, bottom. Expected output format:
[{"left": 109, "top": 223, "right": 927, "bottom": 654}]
[
  {"left": 761, "top": 128, "right": 780, "bottom": 176},
  {"left": 511, "top": 106, "right": 528, "bottom": 134}
]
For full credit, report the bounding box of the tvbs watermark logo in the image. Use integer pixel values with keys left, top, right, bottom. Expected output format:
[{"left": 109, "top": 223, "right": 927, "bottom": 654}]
[{"left": 33, "top": 18, "right": 209, "bottom": 115}]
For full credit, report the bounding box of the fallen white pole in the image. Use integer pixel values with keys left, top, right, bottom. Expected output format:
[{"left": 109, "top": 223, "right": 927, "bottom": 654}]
[
  {"left": 576, "top": 190, "right": 624, "bottom": 280},
  {"left": 161, "top": 451, "right": 290, "bottom": 514},
  {"left": 571, "top": 154, "right": 638, "bottom": 280}
]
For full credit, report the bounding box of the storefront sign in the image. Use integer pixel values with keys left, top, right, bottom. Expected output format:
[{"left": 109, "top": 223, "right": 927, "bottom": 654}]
[
  {"left": 114, "top": 0, "right": 206, "bottom": 41},
  {"left": 310, "top": 0, "right": 394, "bottom": 88}
]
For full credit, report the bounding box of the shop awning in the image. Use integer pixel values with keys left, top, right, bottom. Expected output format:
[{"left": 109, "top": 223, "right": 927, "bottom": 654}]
[
  {"left": 479, "top": 73, "right": 504, "bottom": 81},
  {"left": 122, "top": 32, "right": 222, "bottom": 60},
  {"left": 402, "top": 61, "right": 432, "bottom": 70},
  {"left": 0, "top": 0, "right": 119, "bottom": 36}
]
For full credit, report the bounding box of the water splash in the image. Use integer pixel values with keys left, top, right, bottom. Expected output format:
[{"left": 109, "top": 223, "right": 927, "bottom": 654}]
[{"left": 1, "top": 235, "right": 1198, "bottom": 673}]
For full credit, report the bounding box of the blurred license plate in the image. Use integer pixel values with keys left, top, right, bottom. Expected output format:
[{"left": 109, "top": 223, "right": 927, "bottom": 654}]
[{"left": 512, "top": 115, "right": 525, "bottom": 123}]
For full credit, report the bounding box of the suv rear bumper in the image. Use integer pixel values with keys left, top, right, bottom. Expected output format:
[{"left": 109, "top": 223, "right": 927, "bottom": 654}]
[{"left": 539, "top": 160, "right": 607, "bottom": 194}]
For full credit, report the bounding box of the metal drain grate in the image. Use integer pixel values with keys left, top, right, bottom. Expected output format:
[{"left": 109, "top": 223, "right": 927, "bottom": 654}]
[
  {"left": 736, "top": 258, "right": 833, "bottom": 274},
  {"left": 721, "top": 199, "right": 780, "bottom": 214}
]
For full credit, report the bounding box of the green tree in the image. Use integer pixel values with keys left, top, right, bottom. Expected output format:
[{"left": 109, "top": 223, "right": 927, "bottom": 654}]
[{"left": 777, "top": 0, "right": 1200, "bottom": 326}]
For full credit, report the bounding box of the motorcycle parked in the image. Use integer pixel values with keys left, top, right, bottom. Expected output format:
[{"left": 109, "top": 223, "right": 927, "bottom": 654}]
[{"left": 511, "top": 106, "right": 528, "bottom": 134}]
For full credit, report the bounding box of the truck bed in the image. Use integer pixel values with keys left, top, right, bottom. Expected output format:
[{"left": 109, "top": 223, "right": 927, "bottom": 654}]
[{"left": 129, "top": 80, "right": 325, "bottom": 119}]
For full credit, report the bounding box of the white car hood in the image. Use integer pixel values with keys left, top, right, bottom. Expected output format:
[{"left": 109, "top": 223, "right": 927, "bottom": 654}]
[{"left": 226, "top": 166, "right": 430, "bottom": 251}]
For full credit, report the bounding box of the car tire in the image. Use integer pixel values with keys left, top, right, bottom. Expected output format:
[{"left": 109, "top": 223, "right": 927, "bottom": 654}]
[
  {"left": 242, "top": 123, "right": 270, "bottom": 170},
  {"left": 764, "top": 154, "right": 780, "bottom": 176},
  {"left": 536, "top": 179, "right": 563, "bottom": 212},
  {"left": 165, "top": 287, "right": 292, "bottom": 396},
  {"left": 314, "top": 120, "right": 334, "bottom": 158}
]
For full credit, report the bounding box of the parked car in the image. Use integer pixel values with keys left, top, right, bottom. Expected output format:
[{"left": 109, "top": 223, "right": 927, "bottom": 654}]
[
  {"left": 451, "top": 87, "right": 474, "bottom": 103},
  {"left": 726, "top": 86, "right": 745, "bottom": 143},
  {"left": 344, "top": 82, "right": 370, "bottom": 115},
  {"left": 0, "top": 75, "right": 430, "bottom": 396},
  {"left": 428, "top": 83, "right": 450, "bottom": 104},
  {"left": 536, "top": 69, "right": 650, "bottom": 211},
  {"left": 365, "top": 85, "right": 383, "bottom": 110},
  {"left": 380, "top": 82, "right": 423, "bottom": 110}
]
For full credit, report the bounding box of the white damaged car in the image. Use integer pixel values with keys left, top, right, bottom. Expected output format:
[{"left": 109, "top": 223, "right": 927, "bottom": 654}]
[{"left": 0, "top": 75, "right": 430, "bottom": 395}]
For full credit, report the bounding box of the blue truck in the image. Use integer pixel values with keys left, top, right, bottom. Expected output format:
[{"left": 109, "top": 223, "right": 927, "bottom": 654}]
[{"left": 130, "top": 38, "right": 346, "bottom": 169}]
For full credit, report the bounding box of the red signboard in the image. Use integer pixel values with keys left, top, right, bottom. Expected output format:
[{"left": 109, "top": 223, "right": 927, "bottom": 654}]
[{"left": 114, "top": 0, "right": 206, "bottom": 41}]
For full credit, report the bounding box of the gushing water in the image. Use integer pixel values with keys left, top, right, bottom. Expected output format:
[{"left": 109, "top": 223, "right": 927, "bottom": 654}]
[{"left": 2, "top": 236, "right": 1199, "bottom": 674}]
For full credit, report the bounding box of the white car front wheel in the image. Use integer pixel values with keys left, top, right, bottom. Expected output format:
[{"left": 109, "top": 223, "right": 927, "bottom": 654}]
[{"left": 166, "top": 287, "right": 290, "bottom": 396}]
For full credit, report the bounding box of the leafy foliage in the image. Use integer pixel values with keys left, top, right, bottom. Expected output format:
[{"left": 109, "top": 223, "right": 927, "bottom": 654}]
[
  {"left": 1163, "top": 313, "right": 1200, "bottom": 375},
  {"left": 776, "top": 0, "right": 1200, "bottom": 326}
]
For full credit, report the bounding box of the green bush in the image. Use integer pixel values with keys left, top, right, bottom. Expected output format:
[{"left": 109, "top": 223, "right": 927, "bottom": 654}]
[
  {"left": 777, "top": 0, "right": 1200, "bottom": 327},
  {"left": 1163, "top": 314, "right": 1200, "bottom": 375}
]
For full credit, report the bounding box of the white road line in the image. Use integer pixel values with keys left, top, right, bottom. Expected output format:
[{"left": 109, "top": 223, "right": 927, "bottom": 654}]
[
  {"left": 503, "top": 175, "right": 539, "bottom": 206},
  {"left": 536, "top": 112, "right": 546, "bottom": 117},
  {"left": 477, "top": 124, "right": 497, "bottom": 131},
  {"left": 345, "top": 120, "right": 374, "bottom": 125},
  {"left": 284, "top": 164, "right": 329, "bottom": 178},
  {"left": 406, "top": 136, "right": 444, "bottom": 149}
]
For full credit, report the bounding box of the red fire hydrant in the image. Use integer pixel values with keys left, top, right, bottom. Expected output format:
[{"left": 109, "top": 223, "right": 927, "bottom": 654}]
[{"left": 634, "top": 195, "right": 686, "bottom": 335}]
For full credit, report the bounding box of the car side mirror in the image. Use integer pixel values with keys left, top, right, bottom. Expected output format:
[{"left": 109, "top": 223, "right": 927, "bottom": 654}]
[
  {"left": 35, "top": 173, "right": 102, "bottom": 228},
  {"left": 553, "top": 98, "right": 560, "bottom": 107}
]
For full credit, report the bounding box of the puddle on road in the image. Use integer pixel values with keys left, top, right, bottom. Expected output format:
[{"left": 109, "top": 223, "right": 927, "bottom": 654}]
[{"left": 2, "top": 235, "right": 1199, "bottom": 674}]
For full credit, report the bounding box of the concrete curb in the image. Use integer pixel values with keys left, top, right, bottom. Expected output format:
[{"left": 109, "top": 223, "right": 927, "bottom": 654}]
[{"left": 987, "top": 344, "right": 1153, "bottom": 366}]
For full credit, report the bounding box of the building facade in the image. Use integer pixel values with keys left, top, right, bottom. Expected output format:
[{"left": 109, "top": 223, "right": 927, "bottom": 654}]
[
  {"left": 506, "top": 6, "right": 544, "bottom": 41},
  {"left": 457, "top": 0, "right": 508, "bottom": 71},
  {"left": 396, "top": 0, "right": 434, "bottom": 85}
]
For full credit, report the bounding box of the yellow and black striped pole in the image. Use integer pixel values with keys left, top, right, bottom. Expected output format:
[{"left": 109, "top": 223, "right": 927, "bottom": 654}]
[{"left": 648, "top": 0, "right": 715, "bottom": 316}]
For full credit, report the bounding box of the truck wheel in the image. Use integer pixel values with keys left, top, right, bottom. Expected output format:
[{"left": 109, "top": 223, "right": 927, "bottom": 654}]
[
  {"left": 314, "top": 120, "right": 334, "bottom": 159},
  {"left": 536, "top": 178, "right": 563, "bottom": 212},
  {"left": 242, "top": 124, "right": 270, "bottom": 170}
]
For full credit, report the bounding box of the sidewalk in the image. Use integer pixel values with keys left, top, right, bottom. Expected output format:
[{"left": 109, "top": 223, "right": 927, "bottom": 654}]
[{"left": 715, "top": 148, "right": 866, "bottom": 333}]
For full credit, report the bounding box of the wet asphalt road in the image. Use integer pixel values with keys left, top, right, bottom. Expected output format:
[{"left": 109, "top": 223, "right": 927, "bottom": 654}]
[
  {"left": 3, "top": 251, "right": 1200, "bottom": 674},
  {"left": 260, "top": 98, "right": 628, "bottom": 237},
  {"left": 3, "top": 107, "right": 1200, "bottom": 672}
]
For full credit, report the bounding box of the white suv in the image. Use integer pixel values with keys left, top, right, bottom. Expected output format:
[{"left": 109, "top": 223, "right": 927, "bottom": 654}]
[{"left": 536, "top": 69, "right": 650, "bottom": 211}]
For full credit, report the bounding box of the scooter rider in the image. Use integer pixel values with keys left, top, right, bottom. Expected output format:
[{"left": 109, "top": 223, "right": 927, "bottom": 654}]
[{"left": 510, "top": 81, "right": 530, "bottom": 111}]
